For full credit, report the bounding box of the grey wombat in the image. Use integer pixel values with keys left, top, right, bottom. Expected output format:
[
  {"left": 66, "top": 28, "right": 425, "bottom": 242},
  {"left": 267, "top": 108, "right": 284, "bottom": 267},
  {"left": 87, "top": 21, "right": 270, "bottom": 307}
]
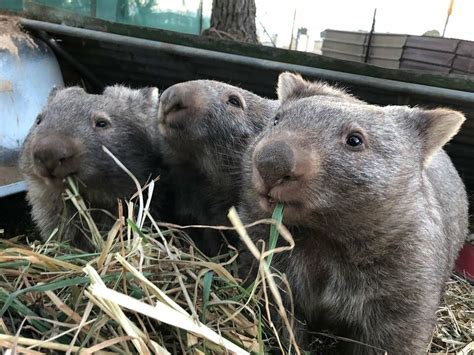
[
  {"left": 158, "top": 79, "right": 278, "bottom": 255},
  {"left": 238, "top": 73, "right": 469, "bottom": 354},
  {"left": 19, "top": 85, "right": 162, "bottom": 250}
]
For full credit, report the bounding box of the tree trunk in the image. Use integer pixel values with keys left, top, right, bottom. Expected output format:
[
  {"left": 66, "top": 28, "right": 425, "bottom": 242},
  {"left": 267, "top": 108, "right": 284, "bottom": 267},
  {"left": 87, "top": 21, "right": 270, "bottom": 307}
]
[{"left": 203, "top": 0, "right": 258, "bottom": 44}]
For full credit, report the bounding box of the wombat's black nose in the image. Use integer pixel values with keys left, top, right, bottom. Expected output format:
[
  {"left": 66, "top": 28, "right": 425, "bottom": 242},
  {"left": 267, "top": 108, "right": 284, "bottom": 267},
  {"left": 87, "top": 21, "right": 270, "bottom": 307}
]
[
  {"left": 255, "top": 141, "right": 295, "bottom": 188},
  {"left": 32, "top": 134, "right": 81, "bottom": 178}
]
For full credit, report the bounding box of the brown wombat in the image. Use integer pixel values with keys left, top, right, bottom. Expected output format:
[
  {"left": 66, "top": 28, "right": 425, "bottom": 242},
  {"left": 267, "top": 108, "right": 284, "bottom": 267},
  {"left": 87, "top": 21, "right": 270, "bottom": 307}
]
[
  {"left": 238, "top": 73, "right": 469, "bottom": 354},
  {"left": 19, "top": 85, "right": 162, "bottom": 250},
  {"left": 157, "top": 80, "right": 278, "bottom": 255}
]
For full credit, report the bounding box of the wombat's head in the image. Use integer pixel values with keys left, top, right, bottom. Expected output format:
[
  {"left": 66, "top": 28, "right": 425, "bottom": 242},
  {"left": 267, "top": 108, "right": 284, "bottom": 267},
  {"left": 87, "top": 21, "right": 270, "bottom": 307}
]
[
  {"left": 245, "top": 72, "right": 465, "bottom": 226},
  {"left": 20, "top": 85, "right": 160, "bottom": 196},
  {"left": 158, "top": 80, "right": 277, "bottom": 173}
]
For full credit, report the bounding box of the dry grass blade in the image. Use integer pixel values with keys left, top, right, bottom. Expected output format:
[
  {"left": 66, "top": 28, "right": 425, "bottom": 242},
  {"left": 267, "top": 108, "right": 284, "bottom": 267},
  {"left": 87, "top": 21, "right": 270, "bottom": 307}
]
[
  {"left": 114, "top": 253, "right": 188, "bottom": 315},
  {"left": 227, "top": 207, "right": 301, "bottom": 355},
  {"left": 97, "top": 218, "right": 123, "bottom": 268},
  {"left": 102, "top": 146, "right": 144, "bottom": 229},
  {"left": 85, "top": 265, "right": 249, "bottom": 355},
  {"left": 83, "top": 265, "right": 165, "bottom": 355},
  {"left": 65, "top": 177, "right": 104, "bottom": 250},
  {"left": 457, "top": 342, "right": 474, "bottom": 355},
  {"left": 0, "top": 334, "right": 84, "bottom": 353},
  {"left": 430, "top": 274, "right": 474, "bottom": 354}
]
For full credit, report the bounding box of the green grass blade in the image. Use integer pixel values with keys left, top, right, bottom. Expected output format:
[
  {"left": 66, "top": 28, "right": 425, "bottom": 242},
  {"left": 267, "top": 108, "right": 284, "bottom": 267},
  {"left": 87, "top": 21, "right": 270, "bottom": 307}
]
[
  {"left": 266, "top": 203, "right": 284, "bottom": 268},
  {"left": 201, "top": 271, "right": 213, "bottom": 323},
  {"left": 127, "top": 218, "right": 149, "bottom": 243},
  {"left": 0, "top": 272, "right": 142, "bottom": 317}
]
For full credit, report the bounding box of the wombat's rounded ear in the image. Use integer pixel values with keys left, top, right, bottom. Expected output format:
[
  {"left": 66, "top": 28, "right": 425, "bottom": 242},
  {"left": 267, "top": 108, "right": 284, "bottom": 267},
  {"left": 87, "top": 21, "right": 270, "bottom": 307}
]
[
  {"left": 47, "top": 85, "right": 62, "bottom": 102},
  {"left": 277, "top": 72, "right": 306, "bottom": 102},
  {"left": 140, "top": 87, "right": 159, "bottom": 109},
  {"left": 414, "top": 108, "right": 465, "bottom": 166},
  {"left": 277, "top": 72, "right": 353, "bottom": 102},
  {"left": 137, "top": 87, "right": 159, "bottom": 118}
]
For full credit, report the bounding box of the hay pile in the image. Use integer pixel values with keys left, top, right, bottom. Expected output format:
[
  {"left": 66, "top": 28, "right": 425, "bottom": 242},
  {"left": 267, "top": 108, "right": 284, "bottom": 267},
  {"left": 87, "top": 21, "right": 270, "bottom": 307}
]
[
  {"left": 430, "top": 275, "right": 473, "bottom": 354},
  {"left": 0, "top": 178, "right": 472, "bottom": 354},
  {"left": 0, "top": 174, "right": 294, "bottom": 354}
]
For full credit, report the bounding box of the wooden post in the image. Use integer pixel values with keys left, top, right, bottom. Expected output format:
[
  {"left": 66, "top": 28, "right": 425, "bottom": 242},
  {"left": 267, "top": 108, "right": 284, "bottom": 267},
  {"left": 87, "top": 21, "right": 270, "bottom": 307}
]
[
  {"left": 364, "top": 8, "right": 377, "bottom": 63},
  {"left": 442, "top": 0, "right": 454, "bottom": 37}
]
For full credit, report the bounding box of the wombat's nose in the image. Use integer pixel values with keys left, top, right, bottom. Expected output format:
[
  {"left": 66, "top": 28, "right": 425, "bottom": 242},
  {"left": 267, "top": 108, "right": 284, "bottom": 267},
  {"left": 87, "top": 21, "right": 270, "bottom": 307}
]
[
  {"left": 32, "top": 135, "right": 81, "bottom": 179},
  {"left": 255, "top": 141, "right": 296, "bottom": 189},
  {"left": 161, "top": 86, "right": 186, "bottom": 115},
  {"left": 159, "top": 83, "right": 203, "bottom": 129}
]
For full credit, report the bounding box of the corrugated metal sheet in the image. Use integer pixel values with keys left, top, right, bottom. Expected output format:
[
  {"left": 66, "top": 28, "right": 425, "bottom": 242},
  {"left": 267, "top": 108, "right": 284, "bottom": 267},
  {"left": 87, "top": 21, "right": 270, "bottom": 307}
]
[
  {"left": 321, "top": 29, "right": 407, "bottom": 69},
  {"left": 400, "top": 36, "right": 474, "bottom": 75},
  {"left": 453, "top": 56, "right": 474, "bottom": 75},
  {"left": 321, "top": 30, "right": 474, "bottom": 77},
  {"left": 404, "top": 36, "right": 460, "bottom": 52},
  {"left": 20, "top": 22, "right": 474, "bottom": 223},
  {"left": 458, "top": 41, "right": 474, "bottom": 57},
  {"left": 402, "top": 47, "right": 455, "bottom": 67}
]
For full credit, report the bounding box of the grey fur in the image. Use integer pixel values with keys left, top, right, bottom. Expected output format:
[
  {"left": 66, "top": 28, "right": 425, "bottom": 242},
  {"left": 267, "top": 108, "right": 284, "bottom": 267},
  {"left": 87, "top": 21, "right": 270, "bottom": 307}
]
[
  {"left": 19, "top": 85, "right": 162, "bottom": 250},
  {"left": 158, "top": 80, "right": 278, "bottom": 255},
  {"left": 238, "top": 73, "right": 468, "bottom": 354}
]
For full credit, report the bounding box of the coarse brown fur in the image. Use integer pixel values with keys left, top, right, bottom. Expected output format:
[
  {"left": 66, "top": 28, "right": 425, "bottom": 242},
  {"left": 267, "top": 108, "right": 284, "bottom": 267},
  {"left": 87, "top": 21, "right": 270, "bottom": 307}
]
[
  {"left": 238, "top": 73, "right": 469, "bottom": 354},
  {"left": 19, "top": 85, "right": 162, "bottom": 250},
  {"left": 158, "top": 79, "right": 278, "bottom": 255}
]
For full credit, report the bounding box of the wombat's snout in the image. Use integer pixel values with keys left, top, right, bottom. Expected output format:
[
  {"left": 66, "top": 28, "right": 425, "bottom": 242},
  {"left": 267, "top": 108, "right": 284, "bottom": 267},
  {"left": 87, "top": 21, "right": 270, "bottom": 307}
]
[
  {"left": 32, "top": 134, "right": 82, "bottom": 180},
  {"left": 159, "top": 83, "right": 204, "bottom": 130},
  {"left": 252, "top": 137, "right": 318, "bottom": 212},
  {"left": 255, "top": 141, "right": 296, "bottom": 189}
]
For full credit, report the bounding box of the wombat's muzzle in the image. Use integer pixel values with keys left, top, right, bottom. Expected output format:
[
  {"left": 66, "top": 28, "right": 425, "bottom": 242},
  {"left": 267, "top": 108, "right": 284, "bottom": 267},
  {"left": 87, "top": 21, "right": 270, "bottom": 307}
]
[
  {"left": 32, "top": 134, "right": 82, "bottom": 180},
  {"left": 158, "top": 83, "right": 204, "bottom": 131},
  {"left": 252, "top": 137, "right": 318, "bottom": 212},
  {"left": 254, "top": 141, "right": 296, "bottom": 189}
]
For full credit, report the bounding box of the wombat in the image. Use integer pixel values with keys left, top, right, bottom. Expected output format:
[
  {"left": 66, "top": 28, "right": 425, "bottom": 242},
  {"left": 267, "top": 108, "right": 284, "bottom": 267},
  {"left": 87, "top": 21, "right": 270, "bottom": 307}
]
[
  {"left": 238, "top": 73, "right": 469, "bottom": 354},
  {"left": 19, "top": 85, "right": 162, "bottom": 250},
  {"left": 157, "top": 80, "right": 278, "bottom": 255}
]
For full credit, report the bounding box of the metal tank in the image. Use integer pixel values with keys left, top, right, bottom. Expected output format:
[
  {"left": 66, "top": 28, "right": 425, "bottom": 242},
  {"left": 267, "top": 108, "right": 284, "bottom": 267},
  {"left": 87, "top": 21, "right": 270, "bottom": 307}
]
[{"left": 0, "top": 29, "right": 64, "bottom": 197}]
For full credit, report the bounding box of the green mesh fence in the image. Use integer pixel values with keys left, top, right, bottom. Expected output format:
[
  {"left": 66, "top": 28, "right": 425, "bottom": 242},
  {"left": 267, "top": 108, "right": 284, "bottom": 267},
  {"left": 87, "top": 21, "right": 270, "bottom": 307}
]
[
  {"left": 1, "top": 0, "right": 23, "bottom": 11},
  {"left": 1, "top": 0, "right": 210, "bottom": 35}
]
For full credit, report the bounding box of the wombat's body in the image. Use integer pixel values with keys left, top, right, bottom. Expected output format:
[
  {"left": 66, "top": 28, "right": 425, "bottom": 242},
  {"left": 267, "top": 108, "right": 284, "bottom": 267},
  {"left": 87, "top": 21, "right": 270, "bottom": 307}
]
[
  {"left": 158, "top": 80, "right": 278, "bottom": 255},
  {"left": 239, "top": 73, "right": 468, "bottom": 354},
  {"left": 19, "top": 86, "right": 162, "bottom": 250}
]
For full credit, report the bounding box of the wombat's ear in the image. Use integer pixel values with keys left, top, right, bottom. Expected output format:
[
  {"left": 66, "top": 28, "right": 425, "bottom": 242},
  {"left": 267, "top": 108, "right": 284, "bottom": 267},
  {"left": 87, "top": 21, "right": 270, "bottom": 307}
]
[
  {"left": 416, "top": 108, "right": 465, "bottom": 166},
  {"left": 277, "top": 72, "right": 354, "bottom": 103},
  {"left": 139, "top": 87, "right": 159, "bottom": 109},
  {"left": 277, "top": 72, "right": 306, "bottom": 102},
  {"left": 137, "top": 87, "right": 159, "bottom": 118},
  {"left": 47, "top": 86, "right": 62, "bottom": 102}
]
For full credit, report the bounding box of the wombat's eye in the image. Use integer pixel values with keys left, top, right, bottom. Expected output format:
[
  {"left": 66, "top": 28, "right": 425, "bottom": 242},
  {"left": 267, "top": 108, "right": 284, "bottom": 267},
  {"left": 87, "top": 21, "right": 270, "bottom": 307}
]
[
  {"left": 92, "top": 113, "right": 112, "bottom": 129},
  {"left": 273, "top": 115, "right": 280, "bottom": 126},
  {"left": 346, "top": 133, "right": 364, "bottom": 147},
  {"left": 36, "top": 114, "right": 43, "bottom": 125},
  {"left": 227, "top": 95, "right": 242, "bottom": 108},
  {"left": 95, "top": 120, "right": 109, "bottom": 128}
]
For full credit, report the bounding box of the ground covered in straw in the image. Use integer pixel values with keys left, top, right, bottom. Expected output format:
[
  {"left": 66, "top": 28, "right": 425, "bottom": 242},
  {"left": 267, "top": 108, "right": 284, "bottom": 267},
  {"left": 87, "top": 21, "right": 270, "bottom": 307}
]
[{"left": 0, "top": 179, "right": 472, "bottom": 354}]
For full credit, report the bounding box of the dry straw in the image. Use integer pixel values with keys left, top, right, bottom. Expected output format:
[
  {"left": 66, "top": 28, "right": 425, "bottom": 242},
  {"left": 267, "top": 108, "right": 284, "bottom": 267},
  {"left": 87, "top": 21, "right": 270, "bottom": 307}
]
[{"left": 0, "top": 147, "right": 471, "bottom": 354}]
